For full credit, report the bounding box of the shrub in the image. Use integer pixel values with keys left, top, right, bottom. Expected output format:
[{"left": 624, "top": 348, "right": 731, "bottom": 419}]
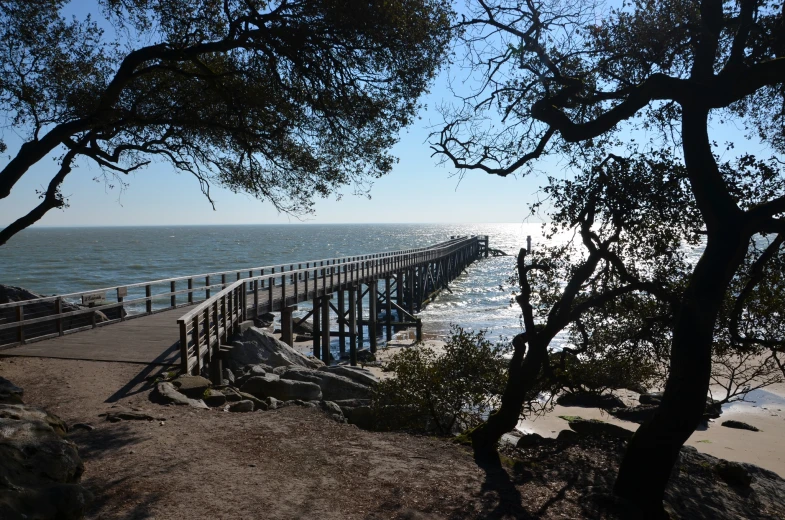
[{"left": 372, "top": 326, "right": 510, "bottom": 435}]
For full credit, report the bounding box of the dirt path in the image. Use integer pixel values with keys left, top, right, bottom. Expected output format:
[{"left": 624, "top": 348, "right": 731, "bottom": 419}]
[{"left": 3, "top": 356, "right": 782, "bottom": 519}]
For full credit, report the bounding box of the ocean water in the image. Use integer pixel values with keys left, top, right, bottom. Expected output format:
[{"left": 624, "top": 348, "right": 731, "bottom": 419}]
[{"left": 0, "top": 223, "right": 547, "bottom": 345}]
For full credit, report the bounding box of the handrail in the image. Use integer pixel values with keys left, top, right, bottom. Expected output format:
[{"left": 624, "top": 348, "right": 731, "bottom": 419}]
[
  {"left": 0, "top": 237, "right": 469, "bottom": 310},
  {"left": 0, "top": 236, "right": 481, "bottom": 350},
  {"left": 175, "top": 236, "right": 483, "bottom": 374}
]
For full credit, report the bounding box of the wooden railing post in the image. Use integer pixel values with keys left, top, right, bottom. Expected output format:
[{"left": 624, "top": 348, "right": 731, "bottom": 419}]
[
  {"left": 16, "top": 305, "right": 24, "bottom": 344},
  {"left": 55, "top": 298, "right": 64, "bottom": 336},
  {"left": 170, "top": 281, "right": 176, "bottom": 308},
  {"left": 179, "top": 320, "right": 189, "bottom": 374},
  {"left": 188, "top": 278, "right": 193, "bottom": 304},
  {"left": 206, "top": 275, "right": 211, "bottom": 299},
  {"left": 146, "top": 285, "right": 152, "bottom": 313}
]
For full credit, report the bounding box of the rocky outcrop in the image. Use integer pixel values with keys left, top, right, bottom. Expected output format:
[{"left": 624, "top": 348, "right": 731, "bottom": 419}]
[
  {"left": 721, "top": 420, "right": 760, "bottom": 432},
  {"left": 240, "top": 375, "right": 322, "bottom": 402},
  {"left": 171, "top": 375, "right": 211, "bottom": 399},
  {"left": 153, "top": 382, "right": 209, "bottom": 409},
  {"left": 0, "top": 381, "right": 92, "bottom": 520},
  {"left": 279, "top": 366, "right": 373, "bottom": 401},
  {"left": 560, "top": 416, "right": 634, "bottom": 439},
  {"left": 317, "top": 365, "right": 378, "bottom": 387},
  {"left": 638, "top": 392, "right": 722, "bottom": 419},
  {"left": 227, "top": 326, "right": 324, "bottom": 370},
  {"left": 556, "top": 391, "right": 626, "bottom": 409}
]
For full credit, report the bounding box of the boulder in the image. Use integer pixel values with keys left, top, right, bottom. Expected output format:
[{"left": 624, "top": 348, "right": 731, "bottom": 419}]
[
  {"left": 228, "top": 400, "right": 254, "bottom": 413},
  {"left": 228, "top": 327, "right": 324, "bottom": 370},
  {"left": 238, "top": 392, "right": 268, "bottom": 411},
  {"left": 561, "top": 416, "right": 634, "bottom": 439},
  {"left": 0, "top": 376, "right": 24, "bottom": 404},
  {"left": 153, "top": 382, "right": 209, "bottom": 409},
  {"left": 223, "top": 368, "right": 235, "bottom": 385},
  {"left": 715, "top": 461, "right": 753, "bottom": 487},
  {"left": 639, "top": 392, "right": 722, "bottom": 419},
  {"left": 203, "top": 389, "right": 227, "bottom": 408},
  {"left": 0, "top": 403, "right": 68, "bottom": 436},
  {"left": 0, "top": 402, "right": 92, "bottom": 520},
  {"left": 279, "top": 366, "right": 373, "bottom": 401},
  {"left": 320, "top": 401, "right": 345, "bottom": 422},
  {"left": 253, "top": 312, "right": 276, "bottom": 329},
  {"left": 516, "top": 433, "right": 546, "bottom": 448},
  {"left": 556, "top": 429, "right": 580, "bottom": 443},
  {"left": 221, "top": 387, "right": 243, "bottom": 402},
  {"left": 265, "top": 397, "right": 283, "bottom": 410},
  {"left": 239, "top": 375, "right": 322, "bottom": 401},
  {"left": 318, "top": 365, "right": 378, "bottom": 387},
  {"left": 171, "top": 374, "right": 211, "bottom": 399},
  {"left": 609, "top": 404, "right": 658, "bottom": 423},
  {"left": 556, "top": 391, "right": 626, "bottom": 410},
  {"left": 721, "top": 420, "right": 760, "bottom": 432},
  {"left": 293, "top": 318, "right": 314, "bottom": 335}
]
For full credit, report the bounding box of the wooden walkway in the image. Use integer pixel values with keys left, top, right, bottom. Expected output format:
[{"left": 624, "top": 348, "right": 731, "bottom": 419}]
[
  {"left": 1, "top": 309, "right": 181, "bottom": 365},
  {"left": 0, "top": 236, "right": 489, "bottom": 371}
]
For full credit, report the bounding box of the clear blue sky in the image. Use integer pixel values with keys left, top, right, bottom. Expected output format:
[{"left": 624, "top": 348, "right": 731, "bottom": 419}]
[{"left": 0, "top": 1, "right": 550, "bottom": 229}]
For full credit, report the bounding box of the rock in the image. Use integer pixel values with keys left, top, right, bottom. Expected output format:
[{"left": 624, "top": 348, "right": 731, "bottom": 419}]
[
  {"left": 239, "top": 375, "right": 322, "bottom": 401},
  {"left": 70, "top": 423, "right": 94, "bottom": 432},
  {"left": 102, "top": 411, "right": 163, "bottom": 422},
  {"left": 721, "top": 420, "right": 760, "bottom": 432},
  {"left": 292, "top": 400, "right": 318, "bottom": 408},
  {"left": 319, "top": 400, "right": 346, "bottom": 422},
  {"left": 333, "top": 398, "right": 372, "bottom": 409},
  {"left": 171, "top": 374, "right": 212, "bottom": 399},
  {"left": 228, "top": 327, "right": 324, "bottom": 370},
  {"left": 0, "top": 402, "right": 92, "bottom": 519},
  {"left": 238, "top": 392, "right": 268, "bottom": 411},
  {"left": 293, "top": 318, "right": 313, "bottom": 335},
  {"left": 516, "top": 433, "right": 546, "bottom": 448},
  {"left": 561, "top": 416, "right": 633, "bottom": 439},
  {"left": 295, "top": 334, "right": 313, "bottom": 342},
  {"left": 0, "top": 376, "right": 24, "bottom": 404},
  {"left": 638, "top": 392, "right": 722, "bottom": 419},
  {"left": 318, "top": 365, "right": 379, "bottom": 387},
  {"left": 0, "top": 403, "right": 68, "bottom": 436},
  {"left": 221, "top": 387, "right": 243, "bottom": 402},
  {"left": 556, "top": 429, "right": 580, "bottom": 443},
  {"left": 265, "top": 397, "right": 283, "bottom": 410},
  {"left": 203, "top": 389, "right": 227, "bottom": 408},
  {"left": 715, "top": 461, "right": 753, "bottom": 487},
  {"left": 557, "top": 391, "right": 626, "bottom": 409},
  {"left": 223, "top": 368, "right": 235, "bottom": 385},
  {"left": 153, "top": 382, "right": 209, "bottom": 409},
  {"left": 356, "top": 348, "right": 376, "bottom": 363},
  {"left": 609, "top": 404, "right": 658, "bottom": 423},
  {"left": 253, "top": 312, "right": 276, "bottom": 328},
  {"left": 280, "top": 366, "right": 372, "bottom": 401},
  {"left": 228, "top": 400, "right": 254, "bottom": 413}
]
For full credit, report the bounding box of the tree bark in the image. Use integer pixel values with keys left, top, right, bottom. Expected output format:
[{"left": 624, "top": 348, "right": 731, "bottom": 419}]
[
  {"left": 470, "top": 333, "right": 549, "bottom": 451},
  {"left": 614, "top": 107, "right": 749, "bottom": 515}
]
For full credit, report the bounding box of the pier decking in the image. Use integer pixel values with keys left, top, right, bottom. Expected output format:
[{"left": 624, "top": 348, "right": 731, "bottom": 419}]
[{"left": 0, "top": 236, "right": 489, "bottom": 375}]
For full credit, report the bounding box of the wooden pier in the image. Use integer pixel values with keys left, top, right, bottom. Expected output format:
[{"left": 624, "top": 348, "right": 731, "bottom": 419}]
[{"left": 0, "top": 236, "right": 488, "bottom": 377}]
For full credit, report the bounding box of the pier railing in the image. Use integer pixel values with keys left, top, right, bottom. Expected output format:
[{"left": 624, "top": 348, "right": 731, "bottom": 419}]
[
  {"left": 0, "top": 236, "right": 483, "bottom": 350},
  {"left": 176, "top": 236, "right": 483, "bottom": 374}
]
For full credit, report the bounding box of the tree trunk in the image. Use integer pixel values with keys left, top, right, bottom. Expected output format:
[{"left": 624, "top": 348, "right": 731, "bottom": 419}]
[
  {"left": 614, "top": 107, "right": 749, "bottom": 514},
  {"left": 471, "top": 334, "right": 548, "bottom": 451}
]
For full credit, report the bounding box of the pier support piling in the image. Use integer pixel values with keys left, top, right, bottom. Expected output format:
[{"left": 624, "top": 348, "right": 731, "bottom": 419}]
[{"left": 280, "top": 305, "right": 297, "bottom": 347}]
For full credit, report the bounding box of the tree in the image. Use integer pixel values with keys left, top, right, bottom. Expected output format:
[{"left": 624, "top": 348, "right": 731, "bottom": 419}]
[
  {"left": 432, "top": 0, "right": 785, "bottom": 514},
  {"left": 0, "top": 0, "right": 452, "bottom": 244}
]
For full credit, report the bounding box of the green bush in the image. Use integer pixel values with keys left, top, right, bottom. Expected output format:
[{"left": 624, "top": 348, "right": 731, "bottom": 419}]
[{"left": 372, "top": 327, "right": 510, "bottom": 435}]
